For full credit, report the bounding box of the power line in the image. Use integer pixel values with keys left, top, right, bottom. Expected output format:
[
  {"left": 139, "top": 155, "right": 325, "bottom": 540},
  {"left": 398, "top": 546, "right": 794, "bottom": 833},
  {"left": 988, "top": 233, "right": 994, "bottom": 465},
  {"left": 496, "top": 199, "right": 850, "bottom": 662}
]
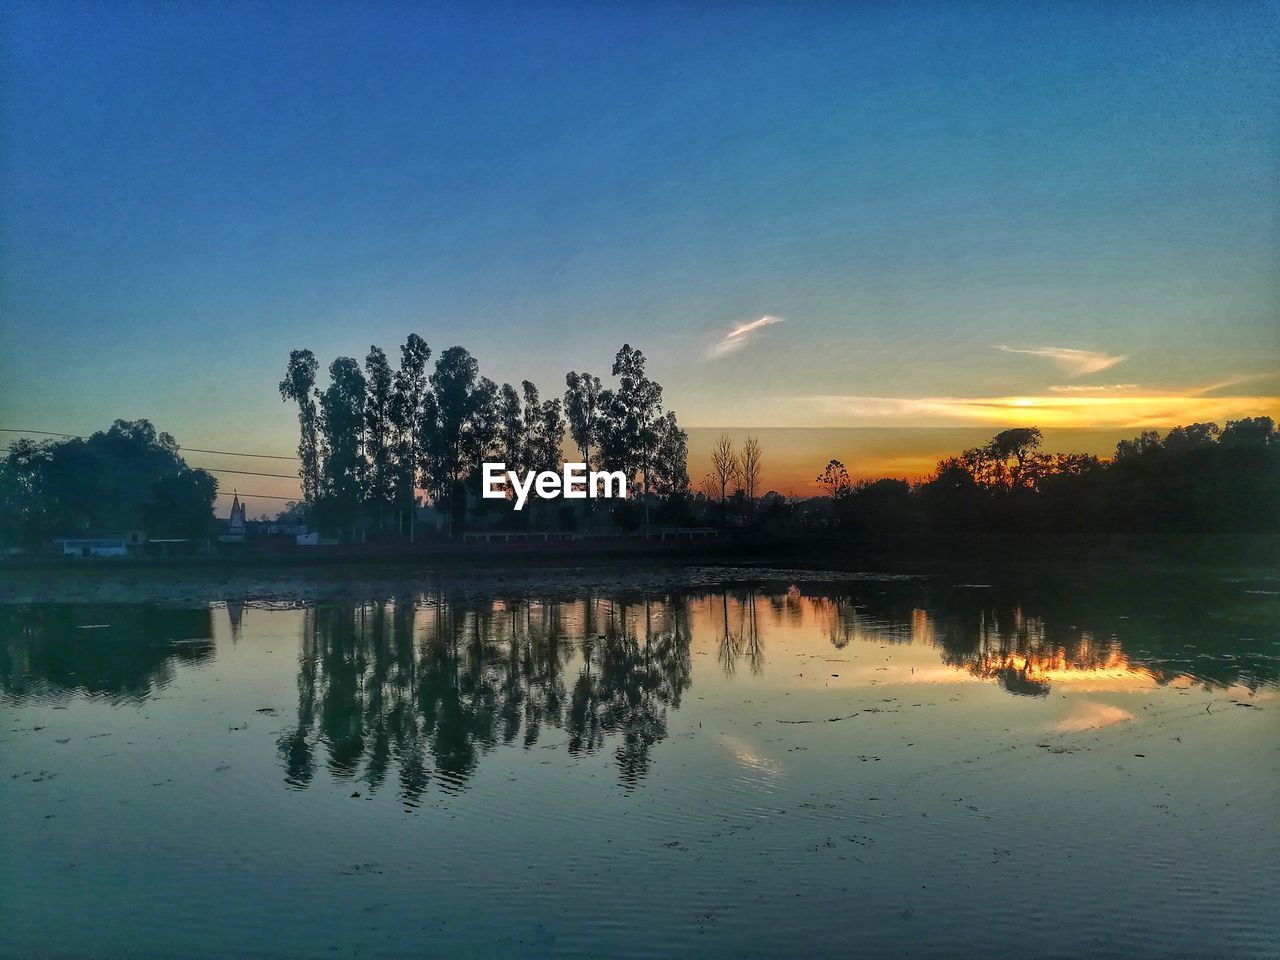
[
  {"left": 0, "top": 428, "right": 302, "bottom": 505},
  {"left": 188, "top": 446, "right": 296, "bottom": 461},
  {"left": 204, "top": 466, "right": 299, "bottom": 480},
  {"left": 218, "top": 491, "right": 298, "bottom": 502},
  {"left": 0, "top": 428, "right": 80, "bottom": 439},
  {"left": 0, "top": 427, "right": 299, "bottom": 461}
]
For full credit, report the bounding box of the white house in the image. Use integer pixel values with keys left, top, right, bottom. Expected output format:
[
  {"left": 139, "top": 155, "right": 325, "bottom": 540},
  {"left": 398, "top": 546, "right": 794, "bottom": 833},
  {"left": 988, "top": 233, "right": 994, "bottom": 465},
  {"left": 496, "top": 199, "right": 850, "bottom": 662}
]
[{"left": 55, "top": 537, "right": 129, "bottom": 557}]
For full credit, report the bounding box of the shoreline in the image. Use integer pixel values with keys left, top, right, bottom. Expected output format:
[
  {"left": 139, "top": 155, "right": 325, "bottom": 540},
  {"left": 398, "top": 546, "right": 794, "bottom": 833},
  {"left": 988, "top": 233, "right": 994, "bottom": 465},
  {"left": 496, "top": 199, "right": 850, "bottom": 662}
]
[{"left": 2, "top": 534, "right": 1276, "bottom": 605}]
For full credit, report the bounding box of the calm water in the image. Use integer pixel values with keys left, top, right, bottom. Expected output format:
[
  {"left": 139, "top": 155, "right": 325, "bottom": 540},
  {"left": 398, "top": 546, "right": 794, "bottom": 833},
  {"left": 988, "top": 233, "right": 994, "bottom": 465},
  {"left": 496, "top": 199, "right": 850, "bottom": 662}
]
[{"left": 2, "top": 570, "right": 1278, "bottom": 959}]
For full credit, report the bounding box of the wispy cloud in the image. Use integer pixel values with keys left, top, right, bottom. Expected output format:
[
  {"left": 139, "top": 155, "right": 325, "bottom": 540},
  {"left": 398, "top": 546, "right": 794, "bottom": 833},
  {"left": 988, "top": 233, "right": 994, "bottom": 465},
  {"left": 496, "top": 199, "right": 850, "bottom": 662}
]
[
  {"left": 1187, "top": 372, "right": 1277, "bottom": 396},
  {"left": 1048, "top": 384, "right": 1140, "bottom": 393},
  {"left": 996, "top": 345, "right": 1127, "bottom": 377},
  {"left": 778, "top": 391, "right": 1279, "bottom": 428},
  {"left": 1050, "top": 374, "right": 1273, "bottom": 396},
  {"left": 710, "top": 315, "right": 784, "bottom": 358}
]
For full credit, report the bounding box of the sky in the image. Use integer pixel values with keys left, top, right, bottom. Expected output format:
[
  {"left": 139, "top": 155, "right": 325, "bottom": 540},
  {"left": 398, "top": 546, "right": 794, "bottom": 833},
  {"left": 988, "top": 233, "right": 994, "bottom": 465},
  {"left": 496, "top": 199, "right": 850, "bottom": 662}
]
[{"left": 2, "top": 1, "right": 1278, "bottom": 506}]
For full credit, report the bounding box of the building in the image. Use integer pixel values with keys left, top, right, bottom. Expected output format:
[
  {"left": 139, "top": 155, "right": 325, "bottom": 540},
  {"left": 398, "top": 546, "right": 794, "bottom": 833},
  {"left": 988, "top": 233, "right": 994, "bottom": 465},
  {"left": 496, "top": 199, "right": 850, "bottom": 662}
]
[
  {"left": 51, "top": 529, "right": 146, "bottom": 557},
  {"left": 54, "top": 537, "right": 129, "bottom": 557},
  {"left": 218, "top": 493, "right": 248, "bottom": 543}
]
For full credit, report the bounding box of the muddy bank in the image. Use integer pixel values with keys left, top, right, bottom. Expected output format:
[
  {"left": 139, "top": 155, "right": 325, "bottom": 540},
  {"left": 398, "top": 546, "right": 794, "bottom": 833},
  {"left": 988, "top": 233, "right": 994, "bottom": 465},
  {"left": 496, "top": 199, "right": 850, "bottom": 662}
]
[
  {"left": 3, "top": 553, "right": 1278, "bottom": 610},
  {"left": 0, "top": 562, "right": 923, "bottom": 605}
]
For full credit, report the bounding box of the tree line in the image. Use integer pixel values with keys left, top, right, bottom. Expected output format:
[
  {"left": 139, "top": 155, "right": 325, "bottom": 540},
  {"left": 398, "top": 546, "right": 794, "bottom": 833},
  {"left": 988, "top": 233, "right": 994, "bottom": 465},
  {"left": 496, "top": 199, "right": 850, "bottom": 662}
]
[
  {"left": 1, "top": 404, "right": 1273, "bottom": 549},
  {"left": 722, "top": 416, "right": 1279, "bottom": 537},
  {"left": 280, "top": 338, "right": 690, "bottom": 537}
]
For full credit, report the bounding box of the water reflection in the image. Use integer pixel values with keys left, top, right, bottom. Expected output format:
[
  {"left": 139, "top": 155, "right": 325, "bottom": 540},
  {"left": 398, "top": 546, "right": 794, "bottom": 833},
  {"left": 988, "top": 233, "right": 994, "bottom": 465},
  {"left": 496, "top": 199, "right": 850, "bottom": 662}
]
[
  {"left": 0, "top": 605, "right": 214, "bottom": 701},
  {"left": 1, "top": 576, "right": 1275, "bottom": 797},
  {"left": 273, "top": 580, "right": 1274, "bottom": 797},
  {"left": 278, "top": 596, "right": 692, "bottom": 799},
  {"left": 715, "top": 590, "right": 765, "bottom": 676}
]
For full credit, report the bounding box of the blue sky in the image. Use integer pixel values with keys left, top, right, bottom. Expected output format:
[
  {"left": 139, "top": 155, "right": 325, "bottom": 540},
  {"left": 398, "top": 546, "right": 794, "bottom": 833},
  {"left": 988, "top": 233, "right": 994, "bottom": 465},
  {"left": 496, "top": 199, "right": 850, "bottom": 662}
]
[{"left": 2, "top": 1, "right": 1277, "bottom": 500}]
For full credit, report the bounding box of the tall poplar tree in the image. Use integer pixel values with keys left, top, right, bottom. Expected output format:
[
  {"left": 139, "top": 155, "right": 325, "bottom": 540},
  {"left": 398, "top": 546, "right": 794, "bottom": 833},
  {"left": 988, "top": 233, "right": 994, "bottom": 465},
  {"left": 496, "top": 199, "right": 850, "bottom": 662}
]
[
  {"left": 318, "top": 357, "right": 366, "bottom": 537},
  {"left": 564, "top": 371, "right": 602, "bottom": 465},
  {"left": 389, "top": 334, "right": 430, "bottom": 538},
  {"left": 280, "top": 349, "right": 321, "bottom": 505},
  {"left": 363, "top": 346, "right": 395, "bottom": 523}
]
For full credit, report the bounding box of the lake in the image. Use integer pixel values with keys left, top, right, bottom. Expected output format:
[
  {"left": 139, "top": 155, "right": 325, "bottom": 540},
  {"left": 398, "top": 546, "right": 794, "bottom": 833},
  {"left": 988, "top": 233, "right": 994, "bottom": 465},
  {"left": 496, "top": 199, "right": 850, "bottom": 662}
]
[{"left": 2, "top": 567, "right": 1277, "bottom": 959}]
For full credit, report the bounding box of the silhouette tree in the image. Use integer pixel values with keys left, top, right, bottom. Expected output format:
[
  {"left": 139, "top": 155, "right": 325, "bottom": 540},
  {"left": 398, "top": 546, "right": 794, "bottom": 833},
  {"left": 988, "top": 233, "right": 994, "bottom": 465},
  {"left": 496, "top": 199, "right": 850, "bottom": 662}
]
[
  {"left": 147, "top": 468, "right": 219, "bottom": 539},
  {"left": 363, "top": 346, "right": 395, "bottom": 527},
  {"left": 514, "top": 381, "right": 566, "bottom": 476},
  {"left": 699, "top": 472, "right": 720, "bottom": 502},
  {"left": 279, "top": 349, "right": 322, "bottom": 504},
  {"left": 1162, "top": 421, "right": 1219, "bottom": 453},
  {"left": 650, "top": 412, "right": 689, "bottom": 501},
  {"left": 533, "top": 396, "right": 566, "bottom": 474},
  {"left": 270, "top": 339, "right": 689, "bottom": 538},
  {"left": 1114, "top": 429, "right": 1161, "bottom": 460},
  {"left": 816, "top": 459, "right": 851, "bottom": 499},
  {"left": 847, "top": 477, "right": 914, "bottom": 535},
  {"left": 317, "top": 357, "right": 367, "bottom": 537},
  {"left": 422, "top": 347, "right": 473, "bottom": 526},
  {"left": 0, "top": 420, "right": 217, "bottom": 546},
  {"left": 564, "top": 371, "right": 603, "bottom": 464},
  {"left": 599, "top": 344, "right": 665, "bottom": 535},
  {"left": 710, "top": 435, "right": 738, "bottom": 519},
  {"left": 389, "top": 334, "right": 431, "bottom": 540},
  {"left": 1103, "top": 419, "right": 1280, "bottom": 532},
  {"left": 0, "top": 438, "right": 55, "bottom": 548},
  {"left": 1220, "top": 416, "right": 1277, "bottom": 446},
  {"left": 985, "top": 427, "right": 1043, "bottom": 489},
  {"left": 915, "top": 457, "right": 981, "bottom": 533},
  {"left": 423, "top": 347, "right": 498, "bottom": 535},
  {"left": 739, "top": 436, "right": 763, "bottom": 512},
  {"left": 468, "top": 377, "right": 502, "bottom": 471},
  {"left": 497, "top": 382, "right": 525, "bottom": 471},
  {"left": 520, "top": 380, "right": 542, "bottom": 466}
]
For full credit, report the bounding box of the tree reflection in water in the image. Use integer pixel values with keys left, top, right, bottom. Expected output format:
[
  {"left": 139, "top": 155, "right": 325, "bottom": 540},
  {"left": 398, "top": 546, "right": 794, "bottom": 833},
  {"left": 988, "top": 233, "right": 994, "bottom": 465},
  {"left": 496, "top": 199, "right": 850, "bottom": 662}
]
[
  {"left": 273, "top": 579, "right": 1276, "bottom": 800},
  {"left": 2, "top": 577, "right": 1273, "bottom": 795},
  {"left": 277, "top": 593, "right": 692, "bottom": 800},
  {"left": 800, "top": 578, "right": 1280, "bottom": 697},
  {"left": 0, "top": 604, "right": 214, "bottom": 702},
  {"left": 715, "top": 589, "right": 764, "bottom": 676}
]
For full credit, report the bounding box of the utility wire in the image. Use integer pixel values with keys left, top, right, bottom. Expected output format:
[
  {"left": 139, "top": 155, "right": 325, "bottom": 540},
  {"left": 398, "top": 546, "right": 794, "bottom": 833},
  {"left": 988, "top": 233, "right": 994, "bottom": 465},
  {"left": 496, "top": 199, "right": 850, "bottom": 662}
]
[
  {"left": 0, "top": 428, "right": 80, "bottom": 439},
  {"left": 0, "top": 427, "right": 300, "bottom": 461},
  {"left": 0, "top": 429, "right": 302, "bottom": 505},
  {"left": 190, "top": 446, "right": 296, "bottom": 461},
  {"left": 203, "top": 467, "right": 299, "bottom": 480}
]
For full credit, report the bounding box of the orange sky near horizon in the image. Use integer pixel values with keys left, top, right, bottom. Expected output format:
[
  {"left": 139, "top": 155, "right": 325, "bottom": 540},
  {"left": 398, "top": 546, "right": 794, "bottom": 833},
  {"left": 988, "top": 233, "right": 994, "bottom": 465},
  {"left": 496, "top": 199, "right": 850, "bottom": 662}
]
[{"left": 683, "top": 409, "right": 1280, "bottom": 497}]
